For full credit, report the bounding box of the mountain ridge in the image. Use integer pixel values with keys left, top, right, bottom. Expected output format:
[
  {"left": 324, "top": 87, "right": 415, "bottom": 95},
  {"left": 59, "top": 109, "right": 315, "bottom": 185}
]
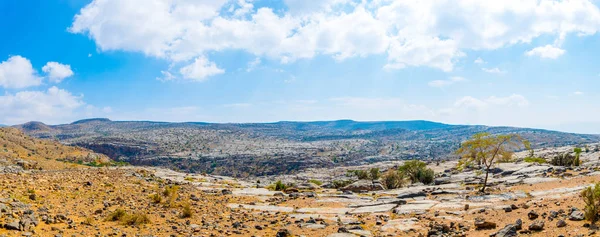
[{"left": 13, "top": 118, "right": 600, "bottom": 177}]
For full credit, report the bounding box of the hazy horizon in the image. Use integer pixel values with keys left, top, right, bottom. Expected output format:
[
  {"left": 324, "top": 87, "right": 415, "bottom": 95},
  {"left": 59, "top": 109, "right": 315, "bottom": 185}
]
[{"left": 8, "top": 117, "right": 599, "bottom": 135}]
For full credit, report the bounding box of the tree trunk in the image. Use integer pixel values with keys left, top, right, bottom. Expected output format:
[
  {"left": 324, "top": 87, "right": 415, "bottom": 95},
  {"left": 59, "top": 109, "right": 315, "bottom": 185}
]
[{"left": 481, "top": 168, "right": 489, "bottom": 193}]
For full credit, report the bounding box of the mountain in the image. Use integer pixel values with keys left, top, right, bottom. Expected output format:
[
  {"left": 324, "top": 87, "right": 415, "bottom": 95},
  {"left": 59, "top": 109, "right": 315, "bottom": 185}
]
[{"left": 14, "top": 118, "right": 600, "bottom": 177}]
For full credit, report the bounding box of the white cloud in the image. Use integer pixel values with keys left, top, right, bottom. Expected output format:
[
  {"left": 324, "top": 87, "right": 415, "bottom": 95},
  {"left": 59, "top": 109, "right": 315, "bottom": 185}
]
[
  {"left": 42, "top": 62, "right": 74, "bottom": 83},
  {"left": 525, "top": 44, "right": 566, "bottom": 59},
  {"left": 70, "top": 0, "right": 600, "bottom": 76},
  {"left": 474, "top": 57, "right": 486, "bottom": 64},
  {"left": 482, "top": 67, "right": 507, "bottom": 74},
  {"left": 179, "top": 56, "right": 225, "bottom": 81},
  {"left": 574, "top": 91, "right": 584, "bottom": 95},
  {"left": 246, "top": 57, "right": 261, "bottom": 72},
  {"left": 0, "top": 87, "right": 86, "bottom": 124},
  {"left": 157, "top": 70, "right": 176, "bottom": 81},
  {"left": 453, "top": 94, "right": 529, "bottom": 110},
  {"left": 428, "top": 76, "right": 466, "bottom": 88},
  {"left": 0, "top": 56, "right": 42, "bottom": 89}
]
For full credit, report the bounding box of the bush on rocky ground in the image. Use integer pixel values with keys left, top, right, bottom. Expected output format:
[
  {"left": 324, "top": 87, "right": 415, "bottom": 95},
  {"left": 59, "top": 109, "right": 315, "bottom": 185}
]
[
  {"left": 381, "top": 170, "right": 406, "bottom": 189},
  {"left": 332, "top": 180, "right": 353, "bottom": 189},
  {"left": 398, "top": 160, "right": 435, "bottom": 184},
  {"left": 524, "top": 157, "right": 547, "bottom": 164},
  {"left": 181, "top": 202, "right": 193, "bottom": 218},
  {"left": 582, "top": 183, "right": 600, "bottom": 225},
  {"left": 551, "top": 153, "right": 579, "bottom": 166},
  {"left": 267, "top": 180, "right": 287, "bottom": 191}
]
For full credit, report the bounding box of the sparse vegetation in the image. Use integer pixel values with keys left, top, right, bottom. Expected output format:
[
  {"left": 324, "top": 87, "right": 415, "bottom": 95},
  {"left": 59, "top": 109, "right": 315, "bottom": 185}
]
[
  {"left": 308, "top": 179, "right": 323, "bottom": 186},
  {"left": 162, "top": 185, "right": 180, "bottom": 207},
  {"left": 347, "top": 168, "right": 381, "bottom": 181},
  {"left": 106, "top": 209, "right": 127, "bottom": 222},
  {"left": 398, "top": 160, "right": 435, "bottom": 184},
  {"left": 332, "top": 180, "right": 353, "bottom": 189},
  {"left": 582, "top": 183, "right": 600, "bottom": 225},
  {"left": 524, "top": 157, "right": 547, "bottom": 164},
  {"left": 456, "top": 133, "right": 529, "bottom": 192},
  {"left": 181, "top": 202, "right": 193, "bottom": 218},
  {"left": 122, "top": 213, "right": 151, "bottom": 226},
  {"left": 268, "top": 180, "right": 287, "bottom": 191},
  {"left": 381, "top": 170, "right": 406, "bottom": 189},
  {"left": 551, "top": 153, "right": 578, "bottom": 166},
  {"left": 150, "top": 193, "right": 162, "bottom": 204},
  {"left": 106, "top": 208, "right": 151, "bottom": 226}
]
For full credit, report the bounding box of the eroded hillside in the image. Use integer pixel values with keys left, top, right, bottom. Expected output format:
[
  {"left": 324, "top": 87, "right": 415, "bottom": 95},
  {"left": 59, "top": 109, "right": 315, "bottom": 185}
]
[
  {"left": 15, "top": 119, "right": 600, "bottom": 177},
  {"left": 0, "top": 127, "right": 110, "bottom": 171}
]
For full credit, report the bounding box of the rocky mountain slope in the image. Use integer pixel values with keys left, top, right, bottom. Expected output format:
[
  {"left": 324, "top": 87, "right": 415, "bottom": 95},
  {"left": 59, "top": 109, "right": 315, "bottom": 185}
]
[
  {"left": 15, "top": 119, "right": 600, "bottom": 177},
  {"left": 0, "top": 127, "right": 110, "bottom": 171}
]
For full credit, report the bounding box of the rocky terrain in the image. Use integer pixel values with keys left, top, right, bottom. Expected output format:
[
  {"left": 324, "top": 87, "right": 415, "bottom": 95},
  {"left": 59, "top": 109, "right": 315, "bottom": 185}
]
[
  {"left": 14, "top": 119, "right": 600, "bottom": 177},
  {"left": 2, "top": 128, "right": 600, "bottom": 236}
]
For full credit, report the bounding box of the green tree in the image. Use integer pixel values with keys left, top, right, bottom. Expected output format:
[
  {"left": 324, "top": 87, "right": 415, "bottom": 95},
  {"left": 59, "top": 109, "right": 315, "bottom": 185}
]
[{"left": 456, "top": 133, "right": 529, "bottom": 193}]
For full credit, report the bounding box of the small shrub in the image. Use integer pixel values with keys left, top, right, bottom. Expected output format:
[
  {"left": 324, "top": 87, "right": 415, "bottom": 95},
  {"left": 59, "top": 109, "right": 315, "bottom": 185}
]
[
  {"left": 149, "top": 193, "right": 162, "bottom": 204},
  {"left": 105, "top": 209, "right": 127, "bottom": 221},
  {"left": 381, "top": 170, "right": 406, "bottom": 189},
  {"left": 551, "top": 153, "right": 577, "bottom": 166},
  {"left": 369, "top": 168, "right": 381, "bottom": 181},
  {"left": 268, "top": 180, "right": 287, "bottom": 191},
  {"left": 347, "top": 170, "right": 370, "bottom": 180},
  {"left": 122, "top": 213, "right": 151, "bottom": 226},
  {"left": 416, "top": 168, "right": 435, "bottom": 184},
  {"left": 524, "top": 157, "right": 547, "bottom": 164},
  {"left": 399, "top": 160, "right": 435, "bottom": 184},
  {"left": 582, "top": 183, "right": 600, "bottom": 225},
  {"left": 332, "top": 180, "right": 353, "bottom": 189},
  {"left": 308, "top": 179, "right": 323, "bottom": 186},
  {"left": 180, "top": 202, "right": 193, "bottom": 218},
  {"left": 162, "top": 185, "right": 180, "bottom": 207}
]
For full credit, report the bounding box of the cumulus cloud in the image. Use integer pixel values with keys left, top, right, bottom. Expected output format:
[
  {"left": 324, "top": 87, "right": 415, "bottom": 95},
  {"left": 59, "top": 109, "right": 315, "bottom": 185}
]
[
  {"left": 42, "top": 62, "right": 74, "bottom": 83},
  {"left": 428, "top": 76, "right": 466, "bottom": 88},
  {"left": 525, "top": 45, "right": 566, "bottom": 59},
  {"left": 179, "top": 56, "right": 225, "bottom": 81},
  {"left": 69, "top": 0, "right": 600, "bottom": 77},
  {"left": 0, "top": 56, "right": 42, "bottom": 89},
  {"left": 0, "top": 87, "right": 86, "bottom": 124}
]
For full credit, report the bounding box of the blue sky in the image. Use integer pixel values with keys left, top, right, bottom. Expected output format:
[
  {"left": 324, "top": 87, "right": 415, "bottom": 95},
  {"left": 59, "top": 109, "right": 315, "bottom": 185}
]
[{"left": 0, "top": 0, "right": 599, "bottom": 133}]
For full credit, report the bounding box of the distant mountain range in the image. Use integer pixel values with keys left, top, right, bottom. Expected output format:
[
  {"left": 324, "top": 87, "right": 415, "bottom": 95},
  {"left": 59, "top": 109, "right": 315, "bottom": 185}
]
[{"left": 14, "top": 118, "right": 600, "bottom": 177}]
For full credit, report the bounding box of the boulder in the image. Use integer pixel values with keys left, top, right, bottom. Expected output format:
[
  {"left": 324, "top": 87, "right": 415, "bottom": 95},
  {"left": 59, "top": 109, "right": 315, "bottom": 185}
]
[
  {"left": 491, "top": 224, "right": 517, "bottom": 237},
  {"left": 569, "top": 210, "right": 584, "bottom": 221},
  {"left": 515, "top": 219, "right": 522, "bottom": 230},
  {"left": 528, "top": 220, "right": 544, "bottom": 231},
  {"left": 527, "top": 210, "right": 539, "bottom": 220},
  {"left": 556, "top": 219, "right": 567, "bottom": 228},
  {"left": 276, "top": 229, "right": 291, "bottom": 237},
  {"left": 4, "top": 220, "right": 20, "bottom": 230},
  {"left": 474, "top": 217, "right": 496, "bottom": 230},
  {"left": 340, "top": 180, "right": 384, "bottom": 193}
]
